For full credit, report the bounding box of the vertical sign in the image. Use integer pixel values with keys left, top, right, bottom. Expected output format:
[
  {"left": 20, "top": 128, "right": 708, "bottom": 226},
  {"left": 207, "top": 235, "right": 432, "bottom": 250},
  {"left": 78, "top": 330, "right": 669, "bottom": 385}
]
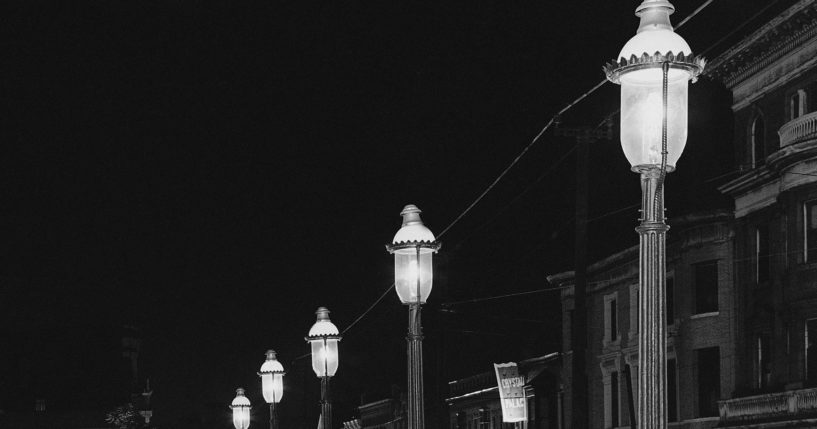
[{"left": 494, "top": 362, "right": 527, "bottom": 423}]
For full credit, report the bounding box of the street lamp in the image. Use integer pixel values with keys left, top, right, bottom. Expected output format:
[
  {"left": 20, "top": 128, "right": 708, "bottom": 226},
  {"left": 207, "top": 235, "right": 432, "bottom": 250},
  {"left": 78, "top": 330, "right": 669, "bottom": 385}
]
[
  {"left": 603, "top": 1, "right": 704, "bottom": 428},
  {"left": 306, "top": 307, "right": 341, "bottom": 429},
  {"left": 259, "top": 350, "right": 284, "bottom": 429},
  {"left": 231, "top": 388, "right": 252, "bottom": 429},
  {"left": 385, "top": 204, "right": 441, "bottom": 429}
]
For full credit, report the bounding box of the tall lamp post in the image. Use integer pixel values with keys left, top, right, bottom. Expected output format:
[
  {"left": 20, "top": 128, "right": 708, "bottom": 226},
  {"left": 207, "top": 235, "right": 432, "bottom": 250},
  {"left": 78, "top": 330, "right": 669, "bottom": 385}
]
[
  {"left": 231, "top": 388, "right": 252, "bottom": 429},
  {"left": 259, "top": 350, "right": 284, "bottom": 429},
  {"left": 385, "top": 204, "right": 441, "bottom": 429},
  {"left": 306, "top": 307, "right": 341, "bottom": 429},
  {"left": 603, "top": 1, "right": 704, "bottom": 428}
]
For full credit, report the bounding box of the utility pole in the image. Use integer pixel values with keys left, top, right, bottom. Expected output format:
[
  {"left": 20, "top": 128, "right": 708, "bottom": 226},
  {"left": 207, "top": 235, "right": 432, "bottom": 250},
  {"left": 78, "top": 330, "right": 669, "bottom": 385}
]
[{"left": 555, "top": 121, "right": 612, "bottom": 429}]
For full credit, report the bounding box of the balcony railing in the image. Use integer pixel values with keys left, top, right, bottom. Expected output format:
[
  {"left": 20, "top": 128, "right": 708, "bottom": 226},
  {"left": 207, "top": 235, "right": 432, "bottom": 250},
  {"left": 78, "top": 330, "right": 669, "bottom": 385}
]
[
  {"left": 779, "top": 111, "right": 817, "bottom": 147},
  {"left": 719, "top": 387, "right": 817, "bottom": 424}
]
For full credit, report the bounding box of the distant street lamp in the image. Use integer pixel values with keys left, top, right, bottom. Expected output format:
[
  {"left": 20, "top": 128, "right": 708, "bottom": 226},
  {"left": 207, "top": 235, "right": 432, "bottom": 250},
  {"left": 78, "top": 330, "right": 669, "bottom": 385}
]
[
  {"left": 231, "top": 388, "right": 252, "bottom": 429},
  {"left": 385, "top": 204, "right": 441, "bottom": 429},
  {"left": 306, "top": 307, "right": 341, "bottom": 429},
  {"left": 259, "top": 350, "right": 284, "bottom": 429},
  {"left": 603, "top": 1, "right": 704, "bottom": 428}
]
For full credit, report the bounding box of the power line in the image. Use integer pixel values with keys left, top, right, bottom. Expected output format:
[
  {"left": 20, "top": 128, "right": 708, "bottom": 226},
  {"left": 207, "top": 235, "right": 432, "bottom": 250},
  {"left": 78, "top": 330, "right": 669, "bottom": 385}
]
[
  {"left": 339, "top": 0, "right": 719, "bottom": 336},
  {"left": 442, "top": 286, "right": 569, "bottom": 306}
]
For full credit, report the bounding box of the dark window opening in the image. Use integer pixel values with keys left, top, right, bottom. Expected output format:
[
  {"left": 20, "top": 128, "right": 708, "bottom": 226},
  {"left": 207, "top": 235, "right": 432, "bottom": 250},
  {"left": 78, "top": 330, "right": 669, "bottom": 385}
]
[
  {"left": 757, "top": 335, "right": 771, "bottom": 389},
  {"left": 807, "top": 319, "right": 817, "bottom": 387},
  {"left": 752, "top": 115, "right": 765, "bottom": 166},
  {"left": 694, "top": 261, "right": 719, "bottom": 314},
  {"left": 806, "top": 200, "right": 817, "bottom": 263},
  {"left": 610, "top": 299, "right": 618, "bottom": 342},
  {"left": 757, "top": 225, "right": 771, "bottom": 284},
  {"left": 666, "top": 277, "right": 675, "bottom": 324},
  {"left": 611, "top": 371, "right": 619, "bottom": 427},
  {"left": 697, "top": 347, "right": 720, "bottom": 417},
  {"left": 668, "top": 359, "right": 678, "bottom": 422}
]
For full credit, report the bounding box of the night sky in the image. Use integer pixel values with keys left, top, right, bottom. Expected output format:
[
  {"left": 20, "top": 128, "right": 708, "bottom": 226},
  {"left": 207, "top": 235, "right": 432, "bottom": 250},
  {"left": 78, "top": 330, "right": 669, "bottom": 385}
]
[{"left": 0, "top": 1, "right": 794, "bottom": 428}]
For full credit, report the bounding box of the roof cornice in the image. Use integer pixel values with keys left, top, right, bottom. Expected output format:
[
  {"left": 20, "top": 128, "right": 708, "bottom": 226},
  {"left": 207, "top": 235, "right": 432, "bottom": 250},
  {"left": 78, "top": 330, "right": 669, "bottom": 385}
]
[{"left": 707, "top": 0, "right": 817, "bottom": 88}]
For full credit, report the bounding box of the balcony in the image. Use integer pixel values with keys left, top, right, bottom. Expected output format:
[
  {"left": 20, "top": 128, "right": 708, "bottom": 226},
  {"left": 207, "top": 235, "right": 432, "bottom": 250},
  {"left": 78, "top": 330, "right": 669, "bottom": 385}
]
[
  {"left": 718, "top": 387, "right": 817, "bottom": 426},
  {"left": 779, "top": 111, "right": 817, "bottom": 148}
]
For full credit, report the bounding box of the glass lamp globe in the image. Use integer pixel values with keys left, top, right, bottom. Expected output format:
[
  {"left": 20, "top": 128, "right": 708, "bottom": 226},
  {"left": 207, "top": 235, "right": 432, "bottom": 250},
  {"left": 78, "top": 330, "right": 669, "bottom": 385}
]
[
  {"left": 230, "top": 388, "right": 252, "bottom": 429},
  {"left": 388, "top": 204, "right": 439, "bottom": 304},
  {"left": 607, "top": 0, "right": 703, "bottom": 171},
  {"left": 306, "top": 307, "right": 340, "bottom": 377},
  {"left": 259, "top": 350, "right": 284, "bottom": 404}
]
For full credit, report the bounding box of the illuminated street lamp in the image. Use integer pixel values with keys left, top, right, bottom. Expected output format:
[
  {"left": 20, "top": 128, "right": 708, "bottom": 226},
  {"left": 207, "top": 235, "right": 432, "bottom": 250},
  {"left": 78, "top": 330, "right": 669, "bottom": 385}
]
[
  {"left": 230, "top": 388, "right": 252, "bottom": 429},
  {"left": 259, "top": 350, "right": 284, "bottom": 429},
  {"left": 385, "top": 204, "right": 441, "bottom": 429},
  {"left": 306, "top": 307, "right": 341, "bottom": 429},
  {"left": 603, "top": 1, "right": 704, "bottom": 428}
]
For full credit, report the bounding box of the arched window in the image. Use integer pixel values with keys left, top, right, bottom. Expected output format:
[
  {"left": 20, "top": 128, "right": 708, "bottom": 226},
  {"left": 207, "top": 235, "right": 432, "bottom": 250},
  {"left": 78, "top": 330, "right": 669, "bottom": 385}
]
[{"left": 751, "top": 114, "right": 765, "bottom": 167}]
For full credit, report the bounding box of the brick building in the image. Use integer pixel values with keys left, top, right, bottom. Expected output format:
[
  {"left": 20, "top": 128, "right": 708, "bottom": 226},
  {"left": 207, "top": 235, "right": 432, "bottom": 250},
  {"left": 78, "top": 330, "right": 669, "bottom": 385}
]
[
  {"left": 550, "top": 211, "right": 735, "bottom": 428},
  {"left": 550, "top": 0, "right": 817, "bottom": 427},
  {"left": 710, "top": 0, "right": 817, "bottom": 425}
]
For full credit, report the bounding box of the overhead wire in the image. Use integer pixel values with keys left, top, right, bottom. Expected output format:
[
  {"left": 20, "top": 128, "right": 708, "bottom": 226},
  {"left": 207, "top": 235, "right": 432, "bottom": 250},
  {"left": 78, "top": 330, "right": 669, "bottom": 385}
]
[{"left": 339, "top": 0, "right": 719, "bottom": 335}]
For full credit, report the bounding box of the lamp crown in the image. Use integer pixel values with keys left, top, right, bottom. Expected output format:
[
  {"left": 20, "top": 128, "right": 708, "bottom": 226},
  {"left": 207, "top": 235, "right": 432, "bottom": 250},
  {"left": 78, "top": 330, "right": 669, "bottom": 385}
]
[
  {"left": 235, "top": 388, "right": 245, "bottom": 396},
  {"left": 399, "top": 204, "right": 423, "bottom": 226},
  {"left": 265, "top": 349, "right": 277, "bottom": 360},
  {"left": 635, "top": 0, "right": 675, "bottom": 33},
  {"left": 315, "top": 306, "right": 330, "bottom": 321}
]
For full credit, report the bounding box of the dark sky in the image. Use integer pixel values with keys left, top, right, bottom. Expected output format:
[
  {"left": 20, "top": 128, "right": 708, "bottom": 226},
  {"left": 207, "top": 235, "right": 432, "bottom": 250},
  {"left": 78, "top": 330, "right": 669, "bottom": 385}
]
[{"left": 0, "top": 0, "right": 795, "bottom": 427}]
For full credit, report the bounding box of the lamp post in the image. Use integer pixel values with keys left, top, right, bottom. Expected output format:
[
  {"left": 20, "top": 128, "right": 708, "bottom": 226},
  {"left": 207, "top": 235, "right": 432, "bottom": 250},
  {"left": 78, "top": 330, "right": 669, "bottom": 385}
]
[
  {"left": 231, "top": 388, "right": 252, "bottom": 429},
  {"left": 385, "top": 204, "right": 441, "bottom": 429},
  {"left": 603, "top": 1, "right": 704, "bottom": 428},
  {"left": 306, "top": 307, "right": 341, "bottom": 429},
  {"left": 259, "top": 350, "right": 284, "bottom": 429}
]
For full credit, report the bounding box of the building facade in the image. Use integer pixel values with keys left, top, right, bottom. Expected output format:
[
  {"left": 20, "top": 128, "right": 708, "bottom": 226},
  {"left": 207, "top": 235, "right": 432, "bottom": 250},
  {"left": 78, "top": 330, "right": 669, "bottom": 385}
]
[
  {"left": 710, "top": 0, "right": 817, "bottom": 426},
  {"left": 550, "top": 211, "right": 735, "bottom": 429},
  {"left": 550, "top": 1, "right": 817, "bottom": 427}
]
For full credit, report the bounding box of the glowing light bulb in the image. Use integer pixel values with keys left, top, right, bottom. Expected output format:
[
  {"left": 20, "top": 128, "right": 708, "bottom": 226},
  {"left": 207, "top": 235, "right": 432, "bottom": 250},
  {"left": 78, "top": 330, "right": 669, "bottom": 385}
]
[{"left": 407, "top": 259, "right": 419, "bottom": 297}]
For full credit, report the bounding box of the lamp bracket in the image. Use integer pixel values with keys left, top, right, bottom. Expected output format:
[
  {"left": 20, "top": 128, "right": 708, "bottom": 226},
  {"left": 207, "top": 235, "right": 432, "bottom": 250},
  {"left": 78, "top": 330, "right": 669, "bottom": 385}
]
[{"left": 604, "top": 51, "right": 705, "bottom": 84}]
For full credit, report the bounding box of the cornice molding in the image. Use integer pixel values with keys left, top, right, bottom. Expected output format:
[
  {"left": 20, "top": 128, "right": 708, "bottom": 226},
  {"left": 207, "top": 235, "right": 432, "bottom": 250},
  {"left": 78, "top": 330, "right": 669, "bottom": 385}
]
[{"left": 707, "top": 1, "right": 817, "bottom": 89}]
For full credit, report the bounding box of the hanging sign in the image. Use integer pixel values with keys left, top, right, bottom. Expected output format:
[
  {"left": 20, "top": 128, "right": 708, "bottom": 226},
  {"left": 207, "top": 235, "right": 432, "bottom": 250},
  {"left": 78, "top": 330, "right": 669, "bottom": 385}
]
[{"left": 494, "top": 362, "right": 527, "bottom": 423}]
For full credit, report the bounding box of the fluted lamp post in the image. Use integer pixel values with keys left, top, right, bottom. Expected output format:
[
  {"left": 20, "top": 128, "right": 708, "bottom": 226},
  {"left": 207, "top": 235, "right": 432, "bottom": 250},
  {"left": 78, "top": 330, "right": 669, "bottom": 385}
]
[
  {"left": 231, "top": 388, "right": 252, "bottom": 429},
  {"left": 259, "top": 350, "right": 284, "bottom": 429},
  {"left": 306, "top": 307, "right": 341, "bottom": 429},
  {"left": 603, "top": 1, "right": 704, "bottom": 428},
  {"left": 385, "top": 204, "right": 441, "bottom": 429}
]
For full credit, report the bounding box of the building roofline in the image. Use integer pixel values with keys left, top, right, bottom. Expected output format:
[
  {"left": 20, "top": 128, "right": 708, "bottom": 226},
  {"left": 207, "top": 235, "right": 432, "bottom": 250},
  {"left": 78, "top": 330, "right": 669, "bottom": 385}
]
[
  {"left": 547, "top": 209, "right": 733, "bottom": 286},
  {"left": 707, "top": 0, "right": 817, "bottom": 88}
]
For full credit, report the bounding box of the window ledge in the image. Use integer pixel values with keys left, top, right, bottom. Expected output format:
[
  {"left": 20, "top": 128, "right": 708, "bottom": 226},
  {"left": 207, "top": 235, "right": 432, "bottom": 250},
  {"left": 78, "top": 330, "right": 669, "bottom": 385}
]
[{"left": 690, "top": 311, "right": 720, "bottom": 319}]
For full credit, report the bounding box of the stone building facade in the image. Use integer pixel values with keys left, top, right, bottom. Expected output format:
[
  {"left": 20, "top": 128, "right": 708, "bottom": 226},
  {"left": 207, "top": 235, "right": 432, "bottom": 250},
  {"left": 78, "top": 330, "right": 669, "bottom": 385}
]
[{"left": 550, "top": 1, "right": 817, "bottom": 427}]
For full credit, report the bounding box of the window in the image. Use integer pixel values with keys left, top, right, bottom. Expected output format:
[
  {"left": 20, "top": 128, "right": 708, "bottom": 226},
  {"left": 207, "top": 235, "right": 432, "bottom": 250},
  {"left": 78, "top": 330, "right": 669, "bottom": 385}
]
[
  {"left": 694, "top": 261, "right": 719, "bottom": 314},
  {"left": 789, "top": 90, "right": 807, "bottom": 120},
  {"left": 805, "top": 200, "right": 817, "bottom": 263},
  {"left": 604, "top": 293, "right": 619, "bottom": 345},
  {"left": 757, "top": 225, "right": 770, "bottom": 284},
  {"left": 696, "top": 347, "right": 720, "bottom": 417},
  {"left": 668, "top": 359, "right": 678, "bottom": 422},
  {"left": 610, "top": 371, "right": 620, "bottom": 428},
  {"left": 757, "top": 335, "right": 770, "bottom": 389},
  {"left": 751, "top": 115, "right": 765, "bottom": 166},
  {"left": 807, "top": 319, "right": 817, "bottom": 386},
  {"left": 456, "top": 412, "right": 466, "bottom": 429},
  {"left": 479, "top": 408, "right": 490, "bottom": 428},
  {"left": 666, "top": 277, "right": 675, "bottom": 324},
  {"left": 610, "top": 299, "right": 618, "bottom": 342},
  {"left": 629, "top": 284, "right": 639, "bottom": 339}
]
